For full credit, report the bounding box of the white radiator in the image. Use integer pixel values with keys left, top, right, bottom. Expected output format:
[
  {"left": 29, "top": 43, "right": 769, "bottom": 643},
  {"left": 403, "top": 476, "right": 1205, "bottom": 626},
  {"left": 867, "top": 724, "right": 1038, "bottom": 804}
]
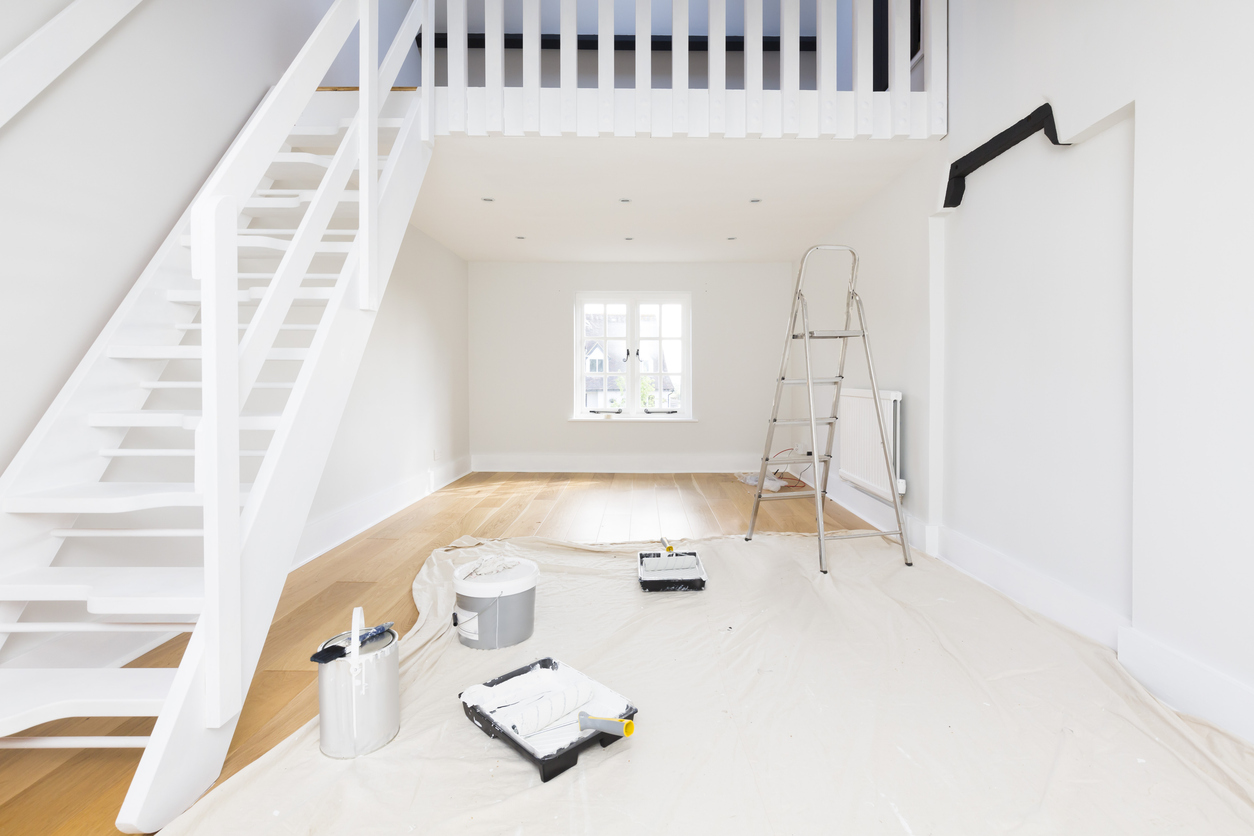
[{"left": 837, "top": 388, "right": 905, "bottom": 502}]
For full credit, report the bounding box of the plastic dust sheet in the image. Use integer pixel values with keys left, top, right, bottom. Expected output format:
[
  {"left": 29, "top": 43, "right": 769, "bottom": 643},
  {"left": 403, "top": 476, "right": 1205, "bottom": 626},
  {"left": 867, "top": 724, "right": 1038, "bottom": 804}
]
[{"left": 162, "top": 534, "right": 1254, "bottom": 835}]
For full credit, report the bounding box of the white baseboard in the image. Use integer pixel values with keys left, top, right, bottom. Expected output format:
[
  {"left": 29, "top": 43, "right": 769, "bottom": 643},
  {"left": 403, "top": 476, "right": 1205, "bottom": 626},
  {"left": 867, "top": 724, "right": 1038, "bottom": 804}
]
[
  {"left": 1117, "top": 627, "right": 1254, "bottom": 746},
  {"left": 292, "top": 455, "right": 472, "bottom": 569},
  {"left": 819, "top": 473, "right": 929, "bottom": 550},
  {"left": 938, "top": 526, "right": 1129, "bottom": 649},
  {"left": 469, "top": 452, "right": 761, "bottom": 474}
]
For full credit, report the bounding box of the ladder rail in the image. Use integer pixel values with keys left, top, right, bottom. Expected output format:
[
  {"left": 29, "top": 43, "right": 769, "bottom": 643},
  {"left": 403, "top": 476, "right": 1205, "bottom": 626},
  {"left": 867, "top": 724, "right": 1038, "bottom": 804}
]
[{"left": 798, "top": 295, "right": 828, "bottom": 572}]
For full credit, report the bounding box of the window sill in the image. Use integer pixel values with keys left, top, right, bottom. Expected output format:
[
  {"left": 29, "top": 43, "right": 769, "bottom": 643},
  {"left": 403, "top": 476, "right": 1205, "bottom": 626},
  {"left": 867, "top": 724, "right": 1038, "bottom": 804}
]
[{"left": 569, "top": 415, "right": 698, "bottom": 423}]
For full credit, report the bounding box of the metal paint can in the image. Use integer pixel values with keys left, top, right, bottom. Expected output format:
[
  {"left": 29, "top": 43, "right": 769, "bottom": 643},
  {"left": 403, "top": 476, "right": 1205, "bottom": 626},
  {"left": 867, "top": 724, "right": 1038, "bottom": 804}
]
[
  {"left": 315, "top": 627, "right": 400, "bottom": 758},
  {"left": 453, "top": 557, "right": 539, "bottom": 650}
]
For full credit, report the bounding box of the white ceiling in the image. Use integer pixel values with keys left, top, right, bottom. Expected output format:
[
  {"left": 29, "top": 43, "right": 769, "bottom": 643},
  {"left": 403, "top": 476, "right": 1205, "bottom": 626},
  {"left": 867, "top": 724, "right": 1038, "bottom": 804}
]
[{"left": 409, "top": 135, "right": 932, "bottom": 263}]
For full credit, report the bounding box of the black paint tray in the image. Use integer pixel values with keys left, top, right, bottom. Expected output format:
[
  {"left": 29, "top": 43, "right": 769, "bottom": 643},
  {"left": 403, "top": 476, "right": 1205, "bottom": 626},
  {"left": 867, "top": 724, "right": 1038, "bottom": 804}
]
[
  {"left": 459, "top": 657, "right": 637, "bottom": 782},
  {"left": 638, "top": 550, "right": 707, "bottom": 591}
]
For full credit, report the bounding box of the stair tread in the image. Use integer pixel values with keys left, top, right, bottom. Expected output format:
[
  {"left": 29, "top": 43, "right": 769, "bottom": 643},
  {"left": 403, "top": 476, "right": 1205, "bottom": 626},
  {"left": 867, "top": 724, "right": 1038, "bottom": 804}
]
[
  {"left": 165, "top": 288, "right": 333, "bottom": 304},
  {"left": 107, "top": 345, "right": 309, "bottom": 360},
  {"left": 3, "top": 482, "right": 221, "bottom": 513},
  {"left": 0, "top": 568, "right": 203, "bottom": 614},
  {"left": 87, "top": 411, "right": 283, "bottom": 430},
  {"left": 0, "top": 669, "right": 177, "bottom": 737}
]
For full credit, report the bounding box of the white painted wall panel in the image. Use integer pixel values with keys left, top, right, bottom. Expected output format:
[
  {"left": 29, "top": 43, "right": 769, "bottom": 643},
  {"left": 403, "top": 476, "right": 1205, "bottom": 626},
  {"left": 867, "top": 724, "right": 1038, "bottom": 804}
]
[
  {"left": 298, "top": 227, "right": 471, "bottom": 563},
  {"left": 468, "top": 261, "right": 792, "bottom": 472}
]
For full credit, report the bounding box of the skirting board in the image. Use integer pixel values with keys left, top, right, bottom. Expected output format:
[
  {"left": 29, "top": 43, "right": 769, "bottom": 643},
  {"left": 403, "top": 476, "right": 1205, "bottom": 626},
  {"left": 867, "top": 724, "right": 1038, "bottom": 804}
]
[
  {"left": 818, "top": 470, "right": 930, "bottom": 551},
  {"left": 1117, "top": 627, "right": 1254, "bottom": 746},
  {"left": 291, "top": 456, "right": 472, "bottom": 569},
  {"left": 938, "top": 527, "right": 1130, "bottom": 650},
  {"left": 470, "top": 453, "right": 762, "bottom": 474}
]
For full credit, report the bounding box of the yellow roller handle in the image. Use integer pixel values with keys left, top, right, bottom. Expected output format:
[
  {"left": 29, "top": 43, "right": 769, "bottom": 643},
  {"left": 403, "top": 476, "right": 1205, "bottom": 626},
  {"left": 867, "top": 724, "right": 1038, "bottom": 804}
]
[{"left": 578, "top": 711, "right": 634, "bottom": 737}]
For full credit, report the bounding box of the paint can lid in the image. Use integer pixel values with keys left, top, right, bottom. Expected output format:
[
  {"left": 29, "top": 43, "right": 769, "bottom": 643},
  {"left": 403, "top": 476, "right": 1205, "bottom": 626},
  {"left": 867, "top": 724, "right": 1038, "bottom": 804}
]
[
  {"left": 454, "top": 556, "right": 539, "bottom": 598},
  {"left": 316, "top": 627, "right": 397, "bottom": 661}
]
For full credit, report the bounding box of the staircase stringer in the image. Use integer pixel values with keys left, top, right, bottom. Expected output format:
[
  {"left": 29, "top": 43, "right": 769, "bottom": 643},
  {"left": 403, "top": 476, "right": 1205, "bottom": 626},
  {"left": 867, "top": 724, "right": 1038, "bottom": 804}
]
[{"left": 116, "top": 96, "right": 432, "bottom": 835}]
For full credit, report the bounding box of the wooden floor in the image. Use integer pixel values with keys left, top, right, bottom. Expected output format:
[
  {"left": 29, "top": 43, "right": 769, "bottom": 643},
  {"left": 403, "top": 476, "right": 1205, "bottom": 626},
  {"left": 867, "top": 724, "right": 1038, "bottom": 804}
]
[{"left": 0, "top": 472, "right": 866, "bottom": 835}]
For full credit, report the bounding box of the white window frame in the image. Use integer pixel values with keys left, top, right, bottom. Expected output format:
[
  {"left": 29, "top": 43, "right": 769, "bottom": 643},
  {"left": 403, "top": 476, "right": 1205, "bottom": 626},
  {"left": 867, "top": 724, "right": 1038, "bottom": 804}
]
[{"left": 572, "top": 292, "right": 694, "bottom": 421}]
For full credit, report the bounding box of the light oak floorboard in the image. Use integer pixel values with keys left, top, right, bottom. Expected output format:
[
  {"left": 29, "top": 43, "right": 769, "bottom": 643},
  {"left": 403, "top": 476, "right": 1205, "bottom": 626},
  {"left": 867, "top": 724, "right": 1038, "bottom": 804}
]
[{"left": 0, "top": 472, "right": 867, "bottom": 835}]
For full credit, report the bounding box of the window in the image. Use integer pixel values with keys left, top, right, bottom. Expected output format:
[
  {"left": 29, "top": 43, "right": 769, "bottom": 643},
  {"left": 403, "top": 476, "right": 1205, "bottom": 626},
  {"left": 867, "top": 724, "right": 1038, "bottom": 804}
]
[{"left": 574, "top": 293, "right": 692, "bottom": 419}]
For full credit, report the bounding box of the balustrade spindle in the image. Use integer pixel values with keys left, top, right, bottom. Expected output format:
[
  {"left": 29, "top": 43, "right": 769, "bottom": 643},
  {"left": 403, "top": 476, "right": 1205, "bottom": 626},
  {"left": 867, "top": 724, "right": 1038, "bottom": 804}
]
[
  {"left": 708, "top": 0, "right": 726, "bottom": 135},
  {"left": 523, "top": 0, "right": 541, "bottom": 134},
  {"left": 673, "top": 0, "right": 689, "bottom": 135},
  {"left": 745, "top": 0, "right": 763, "bottom": 136},
  {"left": 636, "top": 0, "right": 651, "bottom": 134}
]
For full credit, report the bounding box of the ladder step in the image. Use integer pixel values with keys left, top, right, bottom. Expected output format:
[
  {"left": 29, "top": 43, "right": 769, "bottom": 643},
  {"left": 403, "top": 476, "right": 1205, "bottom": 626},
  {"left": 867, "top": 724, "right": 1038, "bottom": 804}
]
[
  {"left": 781, "top": 377, "right": 843, "bottom": 385},
  {"left": 108, "top": 346, "right": 309, "bottom": 361},
  {"left": 791, "top": 330, "right": 864, "bottom": 339},
  {"left": 0, "top": 669, "right": 176, "bottom": 737},
  {"left": 773, "top": 418, "right": 836, "bottom": 425},
  {"left": 52, "top": 529, "right": 204, "bottom": 538},
  {"left": 0, "top": 567, "right": 204, "bottom": 614},
  {"left": 757, "top": 490, "right": 817, "bottom": 500},
  {"left": 99, "top": 448, "right": 268, "bottom": 457},
  {"left": 768, "top": 455, "right": 831, "bottom": 464},
  {"left": 0, "top": 736, "right": 151, "bottom": 749},
  {"left": 87, "top": 412, "right": 282, "bottom": 430}
]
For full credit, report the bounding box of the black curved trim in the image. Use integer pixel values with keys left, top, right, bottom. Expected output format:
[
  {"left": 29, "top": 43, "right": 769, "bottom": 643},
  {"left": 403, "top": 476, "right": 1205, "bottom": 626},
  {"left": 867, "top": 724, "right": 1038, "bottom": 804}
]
[{"left": 943, "top": 103, "right": 1069, "bottom": 208}]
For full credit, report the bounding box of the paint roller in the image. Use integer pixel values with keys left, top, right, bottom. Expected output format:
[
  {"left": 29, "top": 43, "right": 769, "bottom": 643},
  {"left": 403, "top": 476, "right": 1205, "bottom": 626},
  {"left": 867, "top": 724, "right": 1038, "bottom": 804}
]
[{"left": 505, "top": 682, "right": 634, "bottom": 739}]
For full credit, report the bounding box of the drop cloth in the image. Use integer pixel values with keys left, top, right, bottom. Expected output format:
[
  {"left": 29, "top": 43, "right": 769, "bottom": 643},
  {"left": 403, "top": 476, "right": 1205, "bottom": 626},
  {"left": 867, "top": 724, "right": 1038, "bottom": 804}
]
[{"left": 162, "top": 534, "right": 1254, "bottom": 835}]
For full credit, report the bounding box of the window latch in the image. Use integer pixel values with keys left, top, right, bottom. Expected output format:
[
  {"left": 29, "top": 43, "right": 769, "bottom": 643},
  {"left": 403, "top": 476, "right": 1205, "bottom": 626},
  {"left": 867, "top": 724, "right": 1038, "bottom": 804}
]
[
  {"left": 589, "top": 408, "right": 623, "bottom": 415},
  {"left": 644, "top": 408, "right": 678, "bottom": 415}
]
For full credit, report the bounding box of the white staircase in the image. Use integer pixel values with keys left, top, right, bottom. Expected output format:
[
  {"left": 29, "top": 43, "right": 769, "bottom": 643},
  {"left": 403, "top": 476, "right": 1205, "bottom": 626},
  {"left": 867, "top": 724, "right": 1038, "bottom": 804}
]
[{"left": 0, "top": 0, "right": 431, "bottom": 831}]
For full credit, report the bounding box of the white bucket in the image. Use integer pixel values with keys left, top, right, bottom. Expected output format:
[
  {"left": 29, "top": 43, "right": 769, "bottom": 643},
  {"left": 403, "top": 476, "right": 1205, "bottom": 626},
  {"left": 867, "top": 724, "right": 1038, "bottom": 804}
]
[
  {"left": 453, "top": 556, "right": 539, "bottom": 650},
  {"left": 314, "top": 610, "right": 400, "bottom": 758}
]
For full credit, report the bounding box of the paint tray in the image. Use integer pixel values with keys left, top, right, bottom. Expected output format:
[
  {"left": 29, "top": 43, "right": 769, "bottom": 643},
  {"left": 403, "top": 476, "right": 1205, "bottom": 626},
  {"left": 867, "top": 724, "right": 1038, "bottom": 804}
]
[
  {"left": 459, "top": 657, "right": 637, "bottom": 782},
  {"left": 637, "top": 550, "right": 707, "bottom": 591}
]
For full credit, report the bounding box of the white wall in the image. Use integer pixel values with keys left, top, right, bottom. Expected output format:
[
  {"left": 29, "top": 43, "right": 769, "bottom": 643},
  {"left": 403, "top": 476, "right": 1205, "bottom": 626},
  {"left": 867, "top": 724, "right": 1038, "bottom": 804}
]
[
  {"left": 0, "top": 0, "right": 333, "bottom": 474},
  {"left": 931, "top": 0, "right": 1254, "bottom": 742},
  {"left": 468, "top": 262, "right": 793, "bottom": 472},
  {"left": 296, "top": 226, "right": 471, "bottom": 564}
]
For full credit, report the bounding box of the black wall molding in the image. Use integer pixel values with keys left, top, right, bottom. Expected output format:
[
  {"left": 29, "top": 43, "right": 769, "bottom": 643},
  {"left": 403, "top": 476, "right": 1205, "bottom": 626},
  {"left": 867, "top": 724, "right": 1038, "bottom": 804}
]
[{"left": 943, "top": 104, "right": 1069, "bottom": 208}]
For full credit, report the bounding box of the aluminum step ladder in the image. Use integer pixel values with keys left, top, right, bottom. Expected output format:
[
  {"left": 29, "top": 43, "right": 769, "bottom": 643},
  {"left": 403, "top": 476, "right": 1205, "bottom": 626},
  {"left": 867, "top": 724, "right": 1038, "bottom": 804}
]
[{"left": 745, "top": 245, "right": 913, "bottom": 573}]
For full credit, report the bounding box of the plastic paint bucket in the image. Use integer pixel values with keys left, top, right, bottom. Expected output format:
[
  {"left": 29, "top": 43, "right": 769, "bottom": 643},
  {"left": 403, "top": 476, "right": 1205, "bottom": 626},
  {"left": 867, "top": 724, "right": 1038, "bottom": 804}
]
[
  {"left": 315, "top": 627, "right": 401, "bottom": 758},
  {"left": 453, "top": 557, "right": 539, "bottom": 650}
]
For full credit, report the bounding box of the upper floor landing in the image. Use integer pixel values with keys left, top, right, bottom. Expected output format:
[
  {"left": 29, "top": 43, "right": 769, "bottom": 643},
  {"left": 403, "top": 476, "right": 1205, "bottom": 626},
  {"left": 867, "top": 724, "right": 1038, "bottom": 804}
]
[{"left": 353, "top": 0, "right": 946, "bottom": 141}]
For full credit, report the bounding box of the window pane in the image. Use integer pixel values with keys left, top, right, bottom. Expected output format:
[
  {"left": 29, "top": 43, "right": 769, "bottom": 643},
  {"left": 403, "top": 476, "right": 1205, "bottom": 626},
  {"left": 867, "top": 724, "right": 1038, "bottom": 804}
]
[
  {"left": 607, "top": 374, "right": 626, "bottom": 408},
  {"left": 607, "top": 339, "right": 627, "bottom": 373},
  {"left": 662, "top": 375, "right": 682, "bottom": 410},
  {"left": 661, "top": 339, "right": 682, "bottom": 373},
  {"left": 640, "top": 374, "right": 661, "bottom": 408},
  {"left": 661, "top": 303, "right": 682, "bottom": 337},
  {"left": 639, "top": 303, "right": 659, "bottom": 338},
  {"left": 607, "top": 304, "right": 627, "bottom": 338},
  {"left": 638, "top": 339, "right": 659, "bottom": 373},
  {"left": 584, "top": 304, "right": 604, "bottom": 337},
  {"left": 584, "top": 375, "right": 604, "bottom": 408},
  {"left": 584, "top": 340, "right": 605, "bottom": 373}
]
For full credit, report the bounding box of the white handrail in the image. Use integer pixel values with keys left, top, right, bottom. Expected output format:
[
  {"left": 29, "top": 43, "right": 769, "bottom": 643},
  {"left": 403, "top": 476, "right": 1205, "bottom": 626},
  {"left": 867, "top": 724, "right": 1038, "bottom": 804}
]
[
  {"left": 193, "top": 0, "right": 424, "bottom": 725},
  {"left": 0, "top": 0, "right": 144, "bottom": 129}
]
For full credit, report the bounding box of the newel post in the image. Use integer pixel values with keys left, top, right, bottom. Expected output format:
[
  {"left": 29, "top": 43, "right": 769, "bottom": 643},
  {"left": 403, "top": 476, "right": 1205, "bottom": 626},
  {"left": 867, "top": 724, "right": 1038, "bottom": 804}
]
[{"left": 193, "top": 194, "right": 242, "bottom": 727}]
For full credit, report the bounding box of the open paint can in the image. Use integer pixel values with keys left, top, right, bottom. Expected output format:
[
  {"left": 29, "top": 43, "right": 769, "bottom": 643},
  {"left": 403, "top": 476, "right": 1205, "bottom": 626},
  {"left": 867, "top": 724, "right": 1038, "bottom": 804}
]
[
  {"left": 313, "top": 622, "right": 400, "bottom": 758},
  {"left": 453, "top": 556, "right": 538, "bottom": 649}
]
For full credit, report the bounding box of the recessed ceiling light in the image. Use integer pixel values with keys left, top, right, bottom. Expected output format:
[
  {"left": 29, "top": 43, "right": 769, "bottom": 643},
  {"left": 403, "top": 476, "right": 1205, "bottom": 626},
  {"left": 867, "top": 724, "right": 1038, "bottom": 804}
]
[
  {"left": 727, "top": 237, "right": 737, "bottom": 241},
  {"left": 482, "top": 197, "right": 495, "bottom": 202},
  {"left": 625, "top": 237, "right": 634, "bottom": 241},
  {"left": 516, "top": 236, "right": 525, "bottom": 240},
  {"left": 750, "top": 198, "right": 761, "bottom": 203},
  {"left": 619, "top": 199, "right": 631, "bottom": 203}
]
